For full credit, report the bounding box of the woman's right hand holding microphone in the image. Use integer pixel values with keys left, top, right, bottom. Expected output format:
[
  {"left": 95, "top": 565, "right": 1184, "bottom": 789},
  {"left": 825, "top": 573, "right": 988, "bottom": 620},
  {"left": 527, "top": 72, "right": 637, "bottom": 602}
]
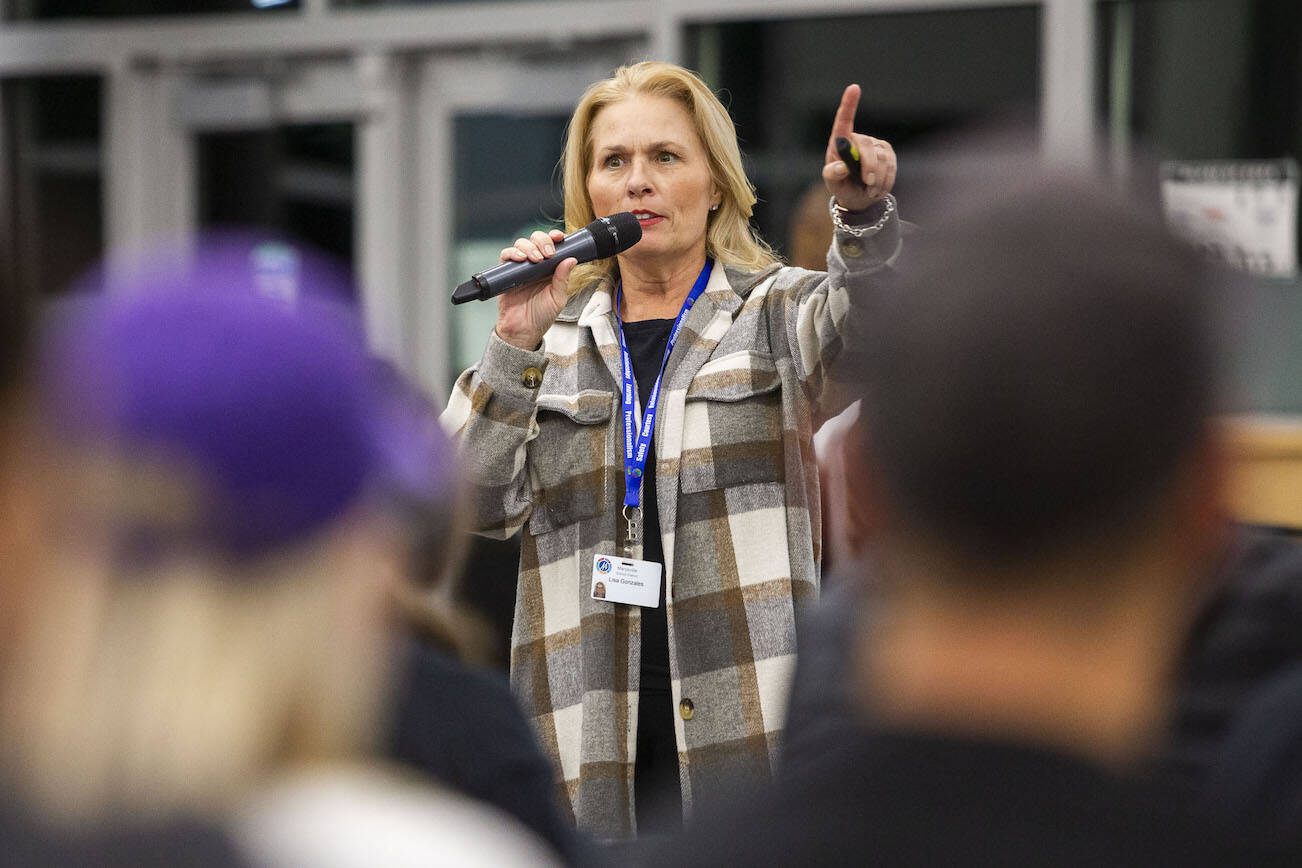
[{"left": 494, "top": 229, "right": 578, "bottom": 351}]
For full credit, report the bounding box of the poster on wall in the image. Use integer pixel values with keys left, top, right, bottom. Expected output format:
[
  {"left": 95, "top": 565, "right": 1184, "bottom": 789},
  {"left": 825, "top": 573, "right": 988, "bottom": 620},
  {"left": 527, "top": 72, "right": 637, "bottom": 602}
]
[{"left": 1161, "top": 159, "right": 1299, "bottom": 279}]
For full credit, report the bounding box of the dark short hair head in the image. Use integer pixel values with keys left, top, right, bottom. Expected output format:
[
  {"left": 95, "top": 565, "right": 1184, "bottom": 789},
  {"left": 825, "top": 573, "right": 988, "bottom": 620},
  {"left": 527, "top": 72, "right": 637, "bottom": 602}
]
[{"left": 859, "top": 173, "right": 1220, "bottom": 566}]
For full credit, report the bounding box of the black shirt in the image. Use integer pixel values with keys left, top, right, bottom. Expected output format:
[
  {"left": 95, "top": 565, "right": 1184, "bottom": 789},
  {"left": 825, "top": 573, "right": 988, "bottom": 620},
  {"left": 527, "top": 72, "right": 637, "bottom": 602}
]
[
  {"left": 620, "top": 317, "right": 675, "bottom": 687},
  {"left": 621, "top": 317, "right": 683, "bottom": 832},
  {"left": 644, "top": 727, "right": 1300, "bottom": 866}
]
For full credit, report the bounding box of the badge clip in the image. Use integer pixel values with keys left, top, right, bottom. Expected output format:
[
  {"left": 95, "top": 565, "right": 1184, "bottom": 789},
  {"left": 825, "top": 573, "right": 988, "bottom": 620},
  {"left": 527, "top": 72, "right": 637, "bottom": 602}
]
[{"left": 622, "top": 505, "right": 642, "bottom": 548}]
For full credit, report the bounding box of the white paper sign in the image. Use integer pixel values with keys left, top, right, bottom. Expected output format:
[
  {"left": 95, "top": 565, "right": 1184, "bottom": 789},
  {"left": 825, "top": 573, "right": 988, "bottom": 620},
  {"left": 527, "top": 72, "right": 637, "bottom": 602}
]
[{"left": 1161, "top": 159, "right": 1299, "bottom": 278}]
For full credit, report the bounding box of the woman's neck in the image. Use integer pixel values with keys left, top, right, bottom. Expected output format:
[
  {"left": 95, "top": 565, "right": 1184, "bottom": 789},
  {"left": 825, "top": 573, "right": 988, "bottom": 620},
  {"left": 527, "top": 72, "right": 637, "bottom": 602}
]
[{"left": 618, "top": 252, "right": 709, "bottom": 322}]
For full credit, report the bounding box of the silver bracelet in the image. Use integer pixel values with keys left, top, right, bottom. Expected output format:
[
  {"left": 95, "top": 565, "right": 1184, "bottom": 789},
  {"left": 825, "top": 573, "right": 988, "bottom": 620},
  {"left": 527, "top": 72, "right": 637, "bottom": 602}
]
[{"left": 829, "top": 195, "right": 894, "bottom": 237}]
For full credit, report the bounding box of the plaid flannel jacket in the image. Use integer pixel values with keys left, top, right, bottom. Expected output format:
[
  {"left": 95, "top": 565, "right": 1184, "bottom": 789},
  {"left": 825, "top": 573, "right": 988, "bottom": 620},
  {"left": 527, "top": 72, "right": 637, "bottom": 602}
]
[{"left": 442, "top": 199, "right": 901, "bottom": 840}]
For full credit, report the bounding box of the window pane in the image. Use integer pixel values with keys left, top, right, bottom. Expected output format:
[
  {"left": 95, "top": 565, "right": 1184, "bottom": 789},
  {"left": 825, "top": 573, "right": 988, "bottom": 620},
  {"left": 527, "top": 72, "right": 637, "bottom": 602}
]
[
  {"left": 1100, "top": 0, "right": 1299, "bottom": 161},
  {"left": 686, "top": 6, "right": 1041, "bottom": 259},
  {"left": 448, "top": 112, "right": 568, "bottom": 391},
  {"left": 197, "top": 122, "right": 355, "bottom": 280},
  {"left": 1099, "top": 0, "right": 1302, "bottom": 413},
  {"left": 2, "top": 76, "right": 104, "bottom": 301}
]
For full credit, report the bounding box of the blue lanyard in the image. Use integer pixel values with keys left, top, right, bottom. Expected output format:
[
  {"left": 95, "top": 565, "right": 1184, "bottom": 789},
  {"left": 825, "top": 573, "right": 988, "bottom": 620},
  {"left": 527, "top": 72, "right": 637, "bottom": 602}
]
[{"left": 616, "top": 259, "right": 713, "bottom": 523}]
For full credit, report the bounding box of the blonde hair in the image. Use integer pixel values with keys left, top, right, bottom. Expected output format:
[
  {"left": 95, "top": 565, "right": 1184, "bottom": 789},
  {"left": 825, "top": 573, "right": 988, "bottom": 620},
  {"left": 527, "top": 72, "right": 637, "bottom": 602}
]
[
  {"left": 0, "top": 456, "right": 400, "bottom": 827},
  {"left": 561, "top": 61, "right": 779, "bottom": 293}
]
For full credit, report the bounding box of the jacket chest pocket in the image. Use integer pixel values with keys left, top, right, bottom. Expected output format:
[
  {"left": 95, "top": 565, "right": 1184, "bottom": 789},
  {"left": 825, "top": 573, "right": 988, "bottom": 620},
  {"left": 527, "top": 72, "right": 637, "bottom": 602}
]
[
  {"left": 680, "top": 351, "right": 785, "bottom": 493},
  {"left": 528, "top": 390, "right": 614, "bottom": 535}
]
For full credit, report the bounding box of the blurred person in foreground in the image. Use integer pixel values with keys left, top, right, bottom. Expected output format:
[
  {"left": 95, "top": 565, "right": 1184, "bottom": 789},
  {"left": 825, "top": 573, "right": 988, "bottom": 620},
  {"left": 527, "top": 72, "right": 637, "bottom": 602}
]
[
  {"left": 650, "top": 170, "right": 1298, "bottom": 865},
  {"left": 443, "top": 59, "right": 901, "bottom": 841},
  {"left": 4, "top": 281, "right": 557, "bottom": 866},
  {"left": 0, "top": 280, "right": 249, "bottom": 866}
]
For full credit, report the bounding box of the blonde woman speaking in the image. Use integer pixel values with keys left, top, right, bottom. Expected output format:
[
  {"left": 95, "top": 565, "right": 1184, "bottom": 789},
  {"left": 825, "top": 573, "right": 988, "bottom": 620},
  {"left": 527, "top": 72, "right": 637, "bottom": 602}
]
[{"left": 444, "top": 61, "right": 901, "bottom": 841}]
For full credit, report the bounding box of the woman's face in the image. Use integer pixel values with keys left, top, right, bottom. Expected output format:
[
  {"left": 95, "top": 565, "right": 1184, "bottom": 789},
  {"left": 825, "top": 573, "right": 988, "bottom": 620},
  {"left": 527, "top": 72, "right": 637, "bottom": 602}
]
[{"left": 586, "top": 93, "right": 722, "bottom": 271}]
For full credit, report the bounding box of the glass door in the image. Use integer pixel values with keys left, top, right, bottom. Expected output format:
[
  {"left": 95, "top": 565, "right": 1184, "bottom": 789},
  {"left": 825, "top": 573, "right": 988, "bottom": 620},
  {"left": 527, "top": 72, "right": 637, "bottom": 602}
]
[
  {"left": 198, "top": 122, "right": 356, "bottom": 271},
  {"left": 410, "top": 48, "right": 637, "bottom": 397}
]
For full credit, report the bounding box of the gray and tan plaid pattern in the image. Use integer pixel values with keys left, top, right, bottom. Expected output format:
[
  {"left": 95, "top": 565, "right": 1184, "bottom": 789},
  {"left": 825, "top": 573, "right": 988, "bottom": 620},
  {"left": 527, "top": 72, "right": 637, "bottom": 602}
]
[{"left": 442, "top": 199, "right": 900, "bottom": 841}]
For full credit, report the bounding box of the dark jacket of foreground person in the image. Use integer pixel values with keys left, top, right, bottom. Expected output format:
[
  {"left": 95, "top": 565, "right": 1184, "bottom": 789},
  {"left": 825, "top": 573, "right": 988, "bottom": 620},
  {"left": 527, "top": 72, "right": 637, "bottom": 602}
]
[{"left": 650, "top": 725, "right": 1296, "bottom": 867}]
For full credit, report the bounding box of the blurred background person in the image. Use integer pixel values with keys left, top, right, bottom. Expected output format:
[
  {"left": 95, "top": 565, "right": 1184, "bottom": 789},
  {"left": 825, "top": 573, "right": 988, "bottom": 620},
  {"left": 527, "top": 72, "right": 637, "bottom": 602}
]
[
  {"left": 442, "top": 60, "right": 900, "bottom": 841},
  {"left": 2, "top": 267, "right": 558, "bottom": 866},
  {"left": 651, "top": 168, "right": 1298, "bottom": 865},
  {"left": 1166, "top": 527, "right": 1302, "bottom": 846}
]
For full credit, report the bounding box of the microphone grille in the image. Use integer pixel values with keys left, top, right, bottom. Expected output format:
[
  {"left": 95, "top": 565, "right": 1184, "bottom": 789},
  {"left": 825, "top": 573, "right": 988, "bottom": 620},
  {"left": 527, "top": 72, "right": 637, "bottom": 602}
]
[{"left": 590, "top": 212, "right": 643, "bottom": 258}]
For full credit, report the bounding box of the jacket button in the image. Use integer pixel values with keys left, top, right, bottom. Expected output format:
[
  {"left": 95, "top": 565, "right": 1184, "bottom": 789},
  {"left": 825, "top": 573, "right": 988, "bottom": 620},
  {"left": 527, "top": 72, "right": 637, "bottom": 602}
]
[
  {"left": 679, "top": 698, "right": 694, "bottom": 720},
  {"left": 842, "top": 240, "right": 864, "bottom": 258},
  {"left": 521, "top": 366, "right": 543, "bottom": 389}
]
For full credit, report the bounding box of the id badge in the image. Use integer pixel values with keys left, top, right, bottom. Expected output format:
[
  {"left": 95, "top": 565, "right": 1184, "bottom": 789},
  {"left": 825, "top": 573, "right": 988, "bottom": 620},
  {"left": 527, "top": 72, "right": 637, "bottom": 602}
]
[{"left": 591, "top": 554, "right": 662, "bottom": 608}]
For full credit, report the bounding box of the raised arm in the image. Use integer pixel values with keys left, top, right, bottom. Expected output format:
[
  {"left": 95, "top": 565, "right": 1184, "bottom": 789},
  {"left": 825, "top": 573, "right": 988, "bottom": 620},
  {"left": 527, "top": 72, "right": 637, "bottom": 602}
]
[
  {"left": 821, "top": 83, "right": 896, "bottom": 211},
  {"left": 775, "top": 84, "right": 902, "bottom": 421}
]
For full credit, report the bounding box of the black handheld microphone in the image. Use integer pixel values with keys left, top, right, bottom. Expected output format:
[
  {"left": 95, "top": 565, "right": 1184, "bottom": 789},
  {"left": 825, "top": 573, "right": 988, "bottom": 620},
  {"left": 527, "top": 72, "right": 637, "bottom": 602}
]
[{"left": 451, "top": 212, "right": 643, "bottom": 305}]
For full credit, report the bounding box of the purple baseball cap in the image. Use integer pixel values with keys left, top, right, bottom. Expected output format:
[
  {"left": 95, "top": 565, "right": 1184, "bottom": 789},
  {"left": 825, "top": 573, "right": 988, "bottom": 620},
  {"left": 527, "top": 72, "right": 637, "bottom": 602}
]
[{"left": 40, "top": 243, "right": 454, "bottom": 562}]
